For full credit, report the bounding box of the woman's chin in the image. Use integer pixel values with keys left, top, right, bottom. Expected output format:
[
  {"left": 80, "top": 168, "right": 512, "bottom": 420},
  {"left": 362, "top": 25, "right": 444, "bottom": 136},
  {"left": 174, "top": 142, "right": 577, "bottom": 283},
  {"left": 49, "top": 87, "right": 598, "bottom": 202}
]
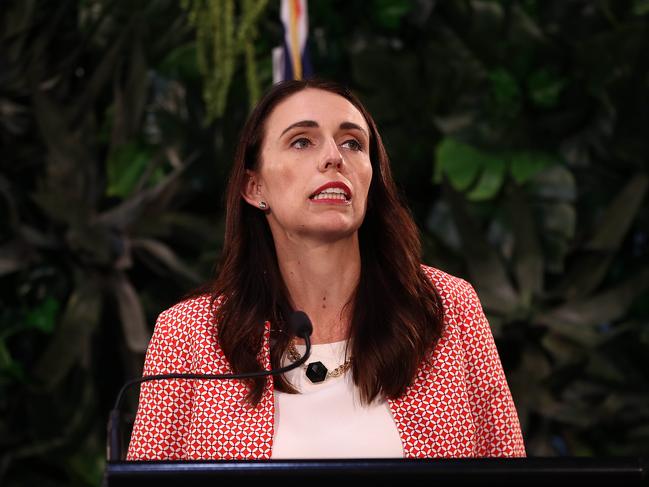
[{"left": 301, "top": 218, "right": 361, "bottom": 243}]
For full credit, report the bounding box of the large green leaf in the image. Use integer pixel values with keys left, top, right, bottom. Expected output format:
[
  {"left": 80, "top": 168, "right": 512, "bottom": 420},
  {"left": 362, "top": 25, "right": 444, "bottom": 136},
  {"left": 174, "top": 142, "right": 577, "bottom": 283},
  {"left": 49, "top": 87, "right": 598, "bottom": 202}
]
[
  {"left": 24, "top": 297, "right": 60, "bottom": 334},
  {"left": 556, "top": 173, "right": 648, "bottom": 300},
  {"left": 106, "top": 142, "right": 155, "bottom": 198},
  {"left": 97, "top": 149, "right": 197, "bottom": 230},
  {"left": 434, "top": 137, "right": 490, "bottom": 191},
  {"left": 510, "top": 152, "right": 556, "bottom": 185},
  {"left": 536, "top": 267, "right": 649, "bottom": 343},
  {"left": 435, "top": 139, "right": 557, "bottom": 201},
  {"left": 466, "top": 159, "right": 506, "bottom": 201},
  {"left": 444, "top": 181, "right": 519, "bottom": 314}
]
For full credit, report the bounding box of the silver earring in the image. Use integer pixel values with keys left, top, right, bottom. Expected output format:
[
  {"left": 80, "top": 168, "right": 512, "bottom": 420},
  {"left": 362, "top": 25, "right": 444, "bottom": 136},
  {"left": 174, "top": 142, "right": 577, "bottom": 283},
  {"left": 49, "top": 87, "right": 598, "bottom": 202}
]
[{"left": 258, "top": 201, "right": 268, "bottom": 209}]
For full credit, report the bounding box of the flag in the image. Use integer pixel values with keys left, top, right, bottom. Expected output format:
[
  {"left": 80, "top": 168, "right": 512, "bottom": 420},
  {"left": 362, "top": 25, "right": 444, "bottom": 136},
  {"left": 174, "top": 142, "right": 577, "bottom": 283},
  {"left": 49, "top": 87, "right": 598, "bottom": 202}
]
[{"left": 272, "top": 0, "right": 313, "bottom": 83}]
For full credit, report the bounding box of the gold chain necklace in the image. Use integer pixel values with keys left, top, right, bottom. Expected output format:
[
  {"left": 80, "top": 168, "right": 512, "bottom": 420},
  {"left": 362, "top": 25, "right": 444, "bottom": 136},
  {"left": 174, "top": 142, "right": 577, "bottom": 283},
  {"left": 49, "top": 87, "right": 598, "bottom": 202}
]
[{"left": 286, "top": 342, "right": 352, "bottom": 384}]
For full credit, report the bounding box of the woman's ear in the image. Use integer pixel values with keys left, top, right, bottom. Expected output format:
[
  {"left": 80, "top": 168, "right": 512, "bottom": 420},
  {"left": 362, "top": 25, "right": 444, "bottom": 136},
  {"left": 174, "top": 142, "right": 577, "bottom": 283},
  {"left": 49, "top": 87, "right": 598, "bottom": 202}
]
[{"left": 241, "top": 170, "right": 266, "bottom": 209}]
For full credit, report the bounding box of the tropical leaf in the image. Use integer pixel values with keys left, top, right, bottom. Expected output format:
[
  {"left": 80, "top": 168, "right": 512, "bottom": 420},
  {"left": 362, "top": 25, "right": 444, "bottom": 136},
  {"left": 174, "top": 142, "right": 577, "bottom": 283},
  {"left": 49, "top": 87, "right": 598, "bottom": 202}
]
[
  {"left": 31, "top": 91, "right": 95, "bottom": 195},
  {"left": 434, "top": 137, "right": 483, "bottom": 191},
  {"left": 444, "top": 181, "right": 519, "bottom": 314},
  {"left": 31, "top": 276, "right": 102, "bottom": 391},
  {"left": 2, "top": 0, "right": 649, "bottom": 479},
  {"left": 0, "top": 339, "right": 26, "bottom": 383},
  {"left": 70, "top": 27, "right": 130, "bottom": 125},
  {"left": 97, "top": 150, "right": 197, "bottom": 229},
  {"left": 110, "top": 36, "right": 149, "bottom": 148},
  {"left": 505, "top": 183, "right": 543, "bottom": 302},
  {"left": 536, "top": 267, "right": 649, "bottom": 341},
  {"left": 111, "top": 272, "right": 150, "bottom": 353},
  {"left": 131, "top": 237, "right": 202, "bottom": 284},
  {"left": 556, "top": 173, "right": 648, "bottom": 299},
  {"left": 9, "top": 374, "right": 97, "bottom": 463},
  {"left": 24, "top": 297, "right": 60, "bottom": 334},
  {"left": 466, "top": 159, "right": 506, "bottom": 201},
  {"left": 157, "top": 42, "right": 200, "bottom": 80},
  {"left": 510, "top": 152, "right": 556, "bottom": 185},
  {"left": 527, "top": 68, "right": 567, "bottom": 109},
  {"left": 106, "top": 141, "right": 155, "bottom": 198}
]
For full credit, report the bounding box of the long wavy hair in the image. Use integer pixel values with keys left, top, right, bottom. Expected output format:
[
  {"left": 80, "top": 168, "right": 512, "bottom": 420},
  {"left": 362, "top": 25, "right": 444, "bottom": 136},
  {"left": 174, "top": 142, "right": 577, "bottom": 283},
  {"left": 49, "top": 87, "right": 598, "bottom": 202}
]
[{"left": 199, "top": 79, "right": 444, "bottom": 405}]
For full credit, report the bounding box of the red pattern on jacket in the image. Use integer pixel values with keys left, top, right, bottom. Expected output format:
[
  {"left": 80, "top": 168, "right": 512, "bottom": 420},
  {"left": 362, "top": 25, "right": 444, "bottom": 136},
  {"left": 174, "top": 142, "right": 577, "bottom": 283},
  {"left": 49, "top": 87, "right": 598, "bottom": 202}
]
[{"left": 127, "top": 265, "right": 526, "bottom": 459}]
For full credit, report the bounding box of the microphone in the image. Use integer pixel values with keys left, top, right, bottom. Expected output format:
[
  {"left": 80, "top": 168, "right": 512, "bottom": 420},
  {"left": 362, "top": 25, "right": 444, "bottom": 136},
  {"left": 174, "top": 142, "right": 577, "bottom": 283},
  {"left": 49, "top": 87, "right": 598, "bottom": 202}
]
[{"left": 107, "top": 310, "right": 313, "bottom": 462}]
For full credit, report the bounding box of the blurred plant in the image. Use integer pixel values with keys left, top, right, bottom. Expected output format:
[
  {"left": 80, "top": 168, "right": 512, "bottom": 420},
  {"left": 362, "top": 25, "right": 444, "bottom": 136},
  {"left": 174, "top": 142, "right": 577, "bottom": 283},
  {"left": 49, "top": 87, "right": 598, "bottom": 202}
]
[
  {"left": 423, "top": 1, "right": 649, "bottom": 455},
  {"left": 181, "top": 0, "right": 270, "bottom": 121},
  {"left": 431, "top": 168, "right": 649, "bottom": 455},
  {"left": 0, "top": 1, "right": 222, "bottom": 484},
  {"left": 298, "top": 0, "right": 649, "bottom": 455},
  {"left": 1, "top": 2, "right": 648, "bottom": 486}
]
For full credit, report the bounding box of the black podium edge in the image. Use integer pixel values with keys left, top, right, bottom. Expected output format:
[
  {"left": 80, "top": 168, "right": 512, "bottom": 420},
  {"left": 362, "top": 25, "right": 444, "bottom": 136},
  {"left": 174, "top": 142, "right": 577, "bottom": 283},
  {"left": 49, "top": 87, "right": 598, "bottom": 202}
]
[{"left": 104, "top": 456, "right": 648, "bottom": 486}]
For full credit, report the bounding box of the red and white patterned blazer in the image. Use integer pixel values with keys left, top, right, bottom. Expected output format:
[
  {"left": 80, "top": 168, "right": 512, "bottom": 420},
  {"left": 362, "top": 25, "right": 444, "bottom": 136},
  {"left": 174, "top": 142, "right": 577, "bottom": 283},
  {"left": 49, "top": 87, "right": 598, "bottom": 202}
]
[{"left": 127, "top": 265, "right": 526, "bottom": 459}]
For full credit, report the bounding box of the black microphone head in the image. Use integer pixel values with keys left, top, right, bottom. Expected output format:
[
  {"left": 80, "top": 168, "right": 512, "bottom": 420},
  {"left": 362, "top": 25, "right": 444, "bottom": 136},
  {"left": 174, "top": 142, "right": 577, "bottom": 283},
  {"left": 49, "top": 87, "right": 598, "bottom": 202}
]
[{"left": 288, "top": 310, "right": 313, "bottom": 339}]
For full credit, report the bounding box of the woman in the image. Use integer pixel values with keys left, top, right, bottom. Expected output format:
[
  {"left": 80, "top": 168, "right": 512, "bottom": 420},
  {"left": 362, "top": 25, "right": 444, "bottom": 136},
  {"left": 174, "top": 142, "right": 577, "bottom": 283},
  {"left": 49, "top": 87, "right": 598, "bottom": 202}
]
[{"left": 127, "top": 79, "right": 526, "bottom": 460}]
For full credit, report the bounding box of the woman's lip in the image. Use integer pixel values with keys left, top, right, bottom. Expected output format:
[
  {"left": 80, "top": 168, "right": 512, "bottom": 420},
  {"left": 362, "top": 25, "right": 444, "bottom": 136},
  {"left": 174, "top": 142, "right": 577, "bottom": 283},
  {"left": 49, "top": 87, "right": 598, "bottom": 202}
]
[
  {"left": 310, "top": 197, "right": 352, "bottom": 206},
  {"left": 309, "top": 181, "right": 352, "bottom": 199}
]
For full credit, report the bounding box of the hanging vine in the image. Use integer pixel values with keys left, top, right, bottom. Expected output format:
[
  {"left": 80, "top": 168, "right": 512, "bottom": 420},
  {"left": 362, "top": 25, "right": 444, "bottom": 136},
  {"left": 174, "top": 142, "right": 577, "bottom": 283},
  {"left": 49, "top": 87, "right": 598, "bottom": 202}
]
[{"left": 181, "top": 0, "right": 269, "bottom": 121}]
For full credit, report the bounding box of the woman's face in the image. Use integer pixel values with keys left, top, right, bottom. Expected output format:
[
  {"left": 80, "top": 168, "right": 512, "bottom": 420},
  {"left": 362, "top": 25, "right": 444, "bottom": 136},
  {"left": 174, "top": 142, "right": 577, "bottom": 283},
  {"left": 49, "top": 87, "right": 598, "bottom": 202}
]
[{"left": 244, "top": 88, "right": 373, "bottom": 244}]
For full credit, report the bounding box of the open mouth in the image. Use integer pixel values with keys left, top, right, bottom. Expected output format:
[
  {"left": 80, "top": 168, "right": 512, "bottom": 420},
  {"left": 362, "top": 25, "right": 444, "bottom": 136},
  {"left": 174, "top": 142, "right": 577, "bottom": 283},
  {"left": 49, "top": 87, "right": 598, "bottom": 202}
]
[
  {"left": 309, "top": 187, "right": 351, "bottom": 201},
  {"left": 309, "top": 182, "right": 352, "bottom": 202}
]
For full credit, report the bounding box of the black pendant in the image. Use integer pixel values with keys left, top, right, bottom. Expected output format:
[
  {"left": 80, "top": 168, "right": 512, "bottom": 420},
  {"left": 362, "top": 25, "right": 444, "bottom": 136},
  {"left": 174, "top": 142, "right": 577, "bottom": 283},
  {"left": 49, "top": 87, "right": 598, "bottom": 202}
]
[{"left": 305, "top": 361, "right": 328, "bottom": 383}]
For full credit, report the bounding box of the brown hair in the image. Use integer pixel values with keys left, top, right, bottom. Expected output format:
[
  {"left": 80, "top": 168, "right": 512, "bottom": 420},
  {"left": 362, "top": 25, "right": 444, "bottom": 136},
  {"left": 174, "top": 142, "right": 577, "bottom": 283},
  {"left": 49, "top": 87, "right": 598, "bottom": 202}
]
[{"left": 200, "top": 79, "right": 443, "bottom": 405}]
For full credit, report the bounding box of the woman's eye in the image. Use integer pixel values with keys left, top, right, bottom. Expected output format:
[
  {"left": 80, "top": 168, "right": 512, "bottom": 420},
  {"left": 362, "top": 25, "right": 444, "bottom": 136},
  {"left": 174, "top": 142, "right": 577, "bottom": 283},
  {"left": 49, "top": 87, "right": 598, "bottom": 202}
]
[
  {"left": 341, "top": 139, "right": 363, "bottom": 151},
  {"left": 291, "top": 137, "right": 312, "bottom": 149}
]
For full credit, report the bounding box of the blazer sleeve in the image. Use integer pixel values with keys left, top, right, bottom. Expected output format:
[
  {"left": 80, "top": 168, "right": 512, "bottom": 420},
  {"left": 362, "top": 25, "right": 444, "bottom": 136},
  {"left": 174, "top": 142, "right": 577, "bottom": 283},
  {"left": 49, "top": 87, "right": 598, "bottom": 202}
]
[
  {"left": 455, "top": 279, "right": 526, "bottom": 457},
  {"left": 126, "top": 307, "right": 195, "bottom": 460}
]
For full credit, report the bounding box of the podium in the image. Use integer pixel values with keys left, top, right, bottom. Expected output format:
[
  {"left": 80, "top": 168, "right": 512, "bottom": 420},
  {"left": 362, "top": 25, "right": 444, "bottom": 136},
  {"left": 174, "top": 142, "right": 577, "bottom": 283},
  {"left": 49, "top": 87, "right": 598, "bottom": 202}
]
[{"left": 104, "top": 457, "right": 648, "bottom": 487}]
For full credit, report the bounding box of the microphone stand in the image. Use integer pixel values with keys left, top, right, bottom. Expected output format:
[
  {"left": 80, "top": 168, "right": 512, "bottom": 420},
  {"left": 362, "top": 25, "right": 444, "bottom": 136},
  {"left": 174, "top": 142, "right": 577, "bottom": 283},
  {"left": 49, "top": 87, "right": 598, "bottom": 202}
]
[{"left": 108, "top": 324, "right": 312, "bottom": 462}]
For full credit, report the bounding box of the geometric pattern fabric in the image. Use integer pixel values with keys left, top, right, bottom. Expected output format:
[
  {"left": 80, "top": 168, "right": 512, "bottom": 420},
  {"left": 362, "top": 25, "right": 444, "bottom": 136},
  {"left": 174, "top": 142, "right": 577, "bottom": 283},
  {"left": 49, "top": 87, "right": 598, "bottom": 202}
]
[{"left": 127, "top": 265, "right": 526, "bottom": 460}]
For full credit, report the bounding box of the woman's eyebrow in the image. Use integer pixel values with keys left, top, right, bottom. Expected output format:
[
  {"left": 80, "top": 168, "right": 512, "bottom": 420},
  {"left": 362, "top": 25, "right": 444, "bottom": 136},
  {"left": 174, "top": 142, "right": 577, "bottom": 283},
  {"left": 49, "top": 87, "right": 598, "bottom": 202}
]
[
  {"left": 280, "top": 120, "right": 369, "bottom": 138},
  {"left": 280, "top": 120, "right": 318, "bottom": 137},
  {"left": 339, "top": 122, "right": 368, "bottom": 138}
]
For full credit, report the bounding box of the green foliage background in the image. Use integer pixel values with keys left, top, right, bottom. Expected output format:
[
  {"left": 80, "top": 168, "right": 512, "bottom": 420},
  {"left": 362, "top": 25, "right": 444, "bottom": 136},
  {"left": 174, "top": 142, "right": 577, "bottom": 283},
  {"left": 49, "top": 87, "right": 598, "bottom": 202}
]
[{"left": 1, "top": 0, "right": 648, "bottom": 485}]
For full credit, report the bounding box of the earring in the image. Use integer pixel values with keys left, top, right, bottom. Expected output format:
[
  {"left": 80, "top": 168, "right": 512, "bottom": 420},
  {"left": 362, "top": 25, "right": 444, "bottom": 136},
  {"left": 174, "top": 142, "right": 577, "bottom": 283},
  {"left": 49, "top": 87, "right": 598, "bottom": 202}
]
[{"left": 258, "top": 201, "right": 268, "bottom": 210}]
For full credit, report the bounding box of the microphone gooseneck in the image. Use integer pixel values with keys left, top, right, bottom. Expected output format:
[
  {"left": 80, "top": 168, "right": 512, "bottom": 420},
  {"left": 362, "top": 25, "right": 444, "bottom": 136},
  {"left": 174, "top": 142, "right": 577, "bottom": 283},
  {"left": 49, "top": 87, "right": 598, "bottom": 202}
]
[
  {"left": 288, "top": 309, "right": 313, "bottom": 339},
  {"left": 107, "top": 310, "right": 313, "bottom": 462}
]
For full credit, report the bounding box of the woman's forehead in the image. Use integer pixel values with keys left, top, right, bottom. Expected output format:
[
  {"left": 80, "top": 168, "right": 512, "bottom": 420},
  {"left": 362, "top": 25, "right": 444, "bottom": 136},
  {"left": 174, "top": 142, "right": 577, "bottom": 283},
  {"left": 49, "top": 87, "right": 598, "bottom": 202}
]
[{"left": 264, "top": 88, "right": 369, "bottom": 136}]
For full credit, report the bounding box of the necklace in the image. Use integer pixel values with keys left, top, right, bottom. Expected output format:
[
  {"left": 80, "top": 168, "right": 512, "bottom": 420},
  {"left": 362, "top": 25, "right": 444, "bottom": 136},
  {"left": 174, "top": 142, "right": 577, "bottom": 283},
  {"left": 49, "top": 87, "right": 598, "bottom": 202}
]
[{"left": 287, "top": 342, "right": 352, "bottom": 384}]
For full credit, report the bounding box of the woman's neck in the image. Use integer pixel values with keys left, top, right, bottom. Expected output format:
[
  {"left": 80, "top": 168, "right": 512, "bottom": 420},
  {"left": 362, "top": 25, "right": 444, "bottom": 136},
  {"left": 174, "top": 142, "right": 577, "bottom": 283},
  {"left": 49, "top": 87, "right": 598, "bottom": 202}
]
[{"left": 274, "top": 234, "right": 360, "bottom": 344}]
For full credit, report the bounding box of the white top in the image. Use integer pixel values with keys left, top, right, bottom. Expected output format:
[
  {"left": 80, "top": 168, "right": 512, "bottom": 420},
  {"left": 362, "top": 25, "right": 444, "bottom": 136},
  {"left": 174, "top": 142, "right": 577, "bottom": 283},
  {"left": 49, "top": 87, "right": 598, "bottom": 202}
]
[{"left": 271, "top": 340, "right": 404, "bottom": 459}]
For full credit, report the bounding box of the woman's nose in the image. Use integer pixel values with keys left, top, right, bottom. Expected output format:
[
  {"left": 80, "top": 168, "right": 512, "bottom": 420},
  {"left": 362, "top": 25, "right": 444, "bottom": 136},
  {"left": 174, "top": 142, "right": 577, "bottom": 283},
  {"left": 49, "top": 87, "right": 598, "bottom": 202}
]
[{"left": 319, "top": 139, "right": 343, "bottom": 171}]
